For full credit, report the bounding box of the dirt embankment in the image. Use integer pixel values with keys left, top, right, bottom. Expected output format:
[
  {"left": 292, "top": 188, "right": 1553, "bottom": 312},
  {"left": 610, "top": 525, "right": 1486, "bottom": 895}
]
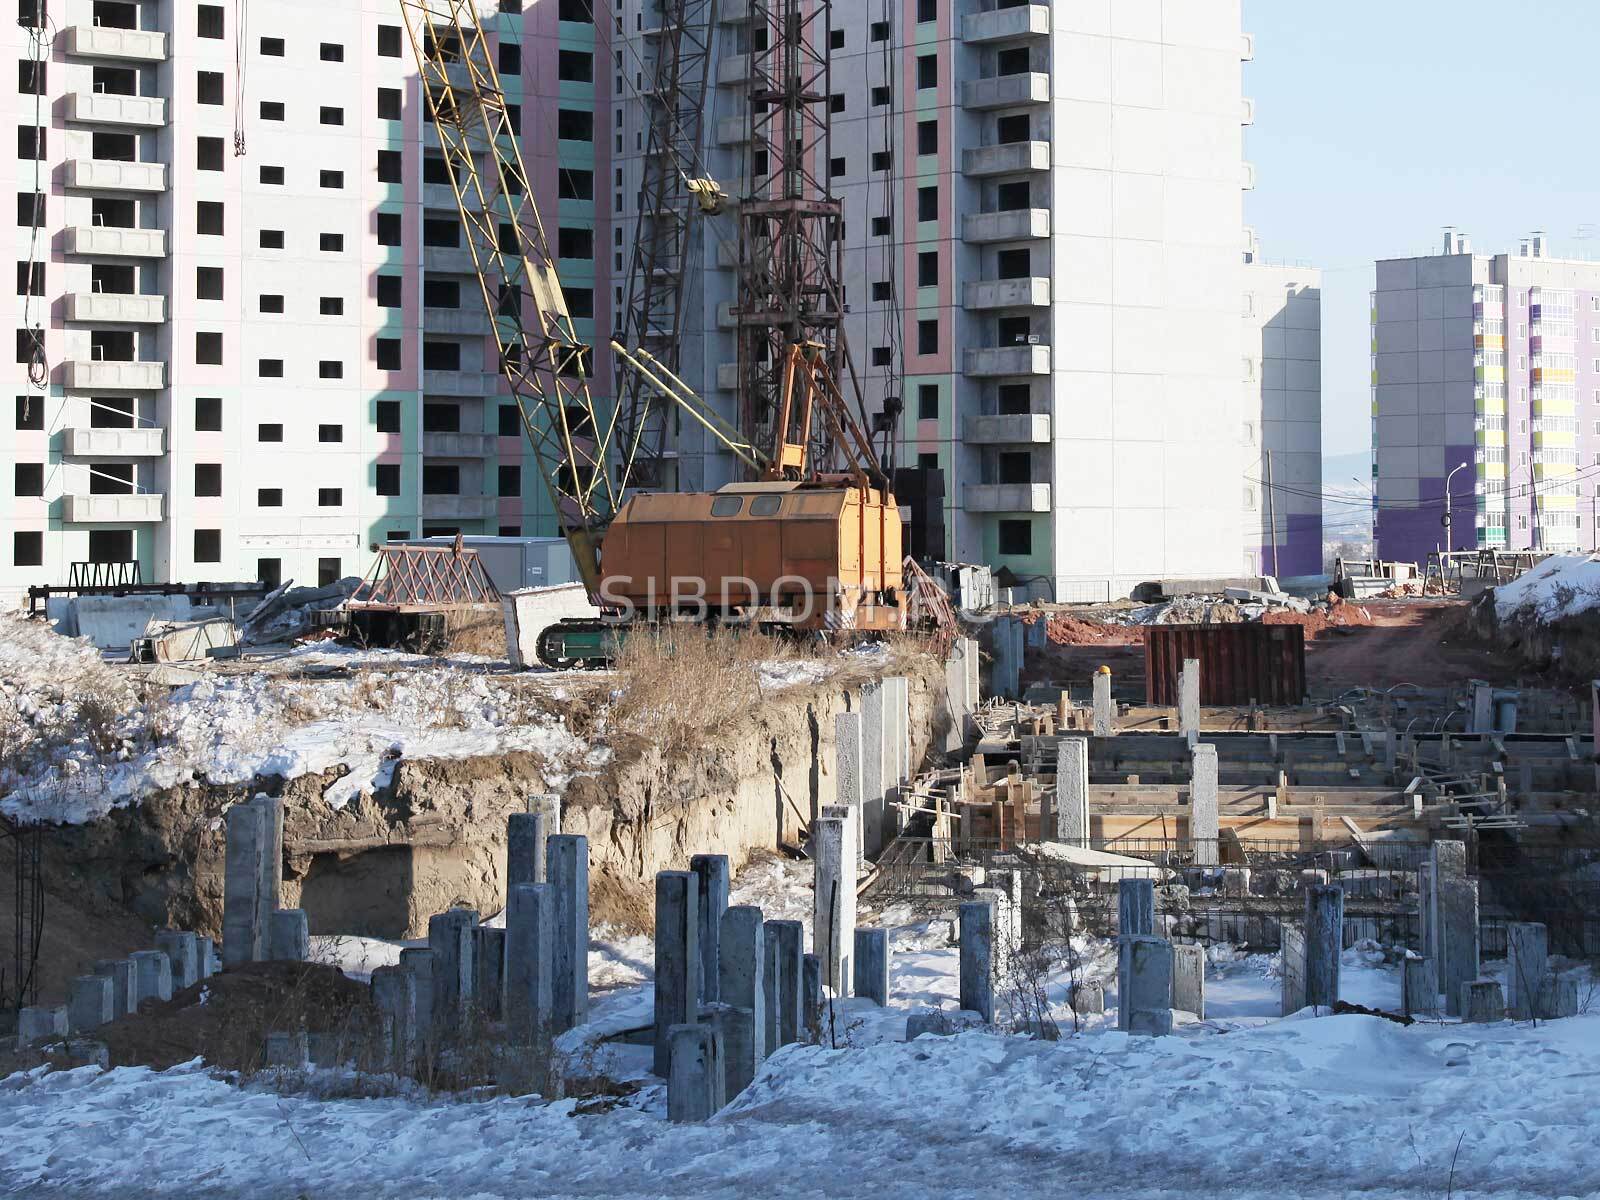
[{"left": 21, "top": 659, "right": 948, "bottom": 1002}]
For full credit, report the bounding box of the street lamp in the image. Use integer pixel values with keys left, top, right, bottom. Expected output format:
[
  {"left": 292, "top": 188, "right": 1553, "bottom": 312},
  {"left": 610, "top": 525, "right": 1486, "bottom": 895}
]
[{"left": 1444, "top": 462, "right": 1468, "bottom": 555}]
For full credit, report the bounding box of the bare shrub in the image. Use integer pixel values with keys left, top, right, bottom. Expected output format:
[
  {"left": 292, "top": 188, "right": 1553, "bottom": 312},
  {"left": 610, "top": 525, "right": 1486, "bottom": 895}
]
[{"left": 74, "top": 686, "right": 128, "bottom": 755}]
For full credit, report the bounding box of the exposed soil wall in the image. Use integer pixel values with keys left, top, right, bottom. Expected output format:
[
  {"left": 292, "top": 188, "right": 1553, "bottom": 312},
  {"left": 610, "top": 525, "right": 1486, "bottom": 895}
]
[{"left": 25, "top": 662, "right": 949, "bottom": 1001}]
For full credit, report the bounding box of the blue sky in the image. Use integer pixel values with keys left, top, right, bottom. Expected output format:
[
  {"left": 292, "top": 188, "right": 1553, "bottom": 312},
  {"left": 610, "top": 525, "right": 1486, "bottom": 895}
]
[{"left": 1242, "top": 0, "right": 1600, "bottom": 463}]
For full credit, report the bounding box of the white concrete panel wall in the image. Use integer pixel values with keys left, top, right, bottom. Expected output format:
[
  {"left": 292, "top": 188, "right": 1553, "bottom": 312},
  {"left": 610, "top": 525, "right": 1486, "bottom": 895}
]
[{"left": 1049, "top": 0, "right": 1247, "bottom": 597}]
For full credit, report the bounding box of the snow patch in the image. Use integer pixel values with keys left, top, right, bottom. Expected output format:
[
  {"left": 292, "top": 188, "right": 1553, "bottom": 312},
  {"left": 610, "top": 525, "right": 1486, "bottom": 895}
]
[{"left": 1494, "top": 552, "right": 1600, "bottom": 623}]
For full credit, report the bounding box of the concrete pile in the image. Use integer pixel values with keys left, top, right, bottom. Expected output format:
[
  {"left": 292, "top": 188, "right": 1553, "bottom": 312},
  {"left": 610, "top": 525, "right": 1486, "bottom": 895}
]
[
  {"left": 659, "top": 854, "right": 828, "bottom": 1122},
  {"left": 360, "top": 803, "right": 588, "bottom": 1079}
]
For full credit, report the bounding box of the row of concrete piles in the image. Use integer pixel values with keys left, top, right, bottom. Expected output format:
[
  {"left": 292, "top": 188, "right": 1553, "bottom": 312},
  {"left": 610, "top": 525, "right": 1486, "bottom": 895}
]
[
  {"left": 15, "top": 793, "right": 300, "bottom": 1050},
  {"left": 1400, "top": 840, "right": 1579, "bottom": 1023},
  {"left": 833, "top": 672, "right": 931, "bottom": 860},
  {"left": 1048, "top": 721, "right": 1218, "bottom": 858},
  {"left": 656, "top": 851, "right": 899, "bottom": 1122},
  {"left": 356, "top": 796, "right": 589, "bottom": 1075},
  {"left": 948, "top": 874, "right": 1347, "bottom": 1036},
  {"left": 17, "top": 930, "right": 225, "bottom": 1049}
]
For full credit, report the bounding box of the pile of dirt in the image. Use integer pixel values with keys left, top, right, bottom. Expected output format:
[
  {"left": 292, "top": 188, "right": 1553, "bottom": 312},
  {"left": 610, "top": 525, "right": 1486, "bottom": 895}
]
[
  {"left": 1042, "top": 614, "right": 1142, "bottom": 646},
  {"left": 1261, "top": 601, "right": 1375, "bottom": 639},
  {"left": 93, "top": 961, "right": 377, "bottom": 1072}
]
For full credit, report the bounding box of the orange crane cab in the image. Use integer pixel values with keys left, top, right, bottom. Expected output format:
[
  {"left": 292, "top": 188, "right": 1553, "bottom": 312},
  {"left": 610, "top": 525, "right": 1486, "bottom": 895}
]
[{"left": 600, "top": 480, "right": 904, "bottom": 631}]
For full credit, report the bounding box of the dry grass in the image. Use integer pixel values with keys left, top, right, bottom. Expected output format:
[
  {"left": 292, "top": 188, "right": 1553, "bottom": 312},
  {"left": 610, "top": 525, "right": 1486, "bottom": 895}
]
[{"left": 606, "top": 626, "right": 804, "bottom": 759}]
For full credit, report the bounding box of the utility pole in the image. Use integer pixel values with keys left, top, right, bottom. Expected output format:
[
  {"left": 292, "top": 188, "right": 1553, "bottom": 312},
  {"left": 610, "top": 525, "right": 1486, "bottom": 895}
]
[
  {"left": 1264, "top": 449, "right": 1279, "bottom": 578},
  {"left": 1444, "top": 461, "right": 1466, "bottom": 557}
]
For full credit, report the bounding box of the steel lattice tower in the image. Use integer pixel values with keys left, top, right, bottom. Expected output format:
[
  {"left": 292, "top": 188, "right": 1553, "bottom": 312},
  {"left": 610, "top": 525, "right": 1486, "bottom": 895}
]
[{"left": 736, "top": 0, "right": 845, "bottom": 473}]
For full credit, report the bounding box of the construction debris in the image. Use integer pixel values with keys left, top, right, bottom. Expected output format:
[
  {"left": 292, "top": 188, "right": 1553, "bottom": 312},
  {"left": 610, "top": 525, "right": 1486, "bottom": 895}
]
[
  {"left": 237, "top": 578, "right": 361, "bottom": 645},
  {"left": 131, "top": 617, "right": 240, "bottom": 664}
]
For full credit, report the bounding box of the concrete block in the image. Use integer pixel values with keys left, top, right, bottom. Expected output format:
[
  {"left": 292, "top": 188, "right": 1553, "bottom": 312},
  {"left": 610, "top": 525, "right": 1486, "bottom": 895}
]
[
  {"left": 812, "top": 815, "right": 856, "bottom": 995},
  {"left": 252, "top": 793, "right": 284, "bottom": 925},
  {"left": 548, "top": 834, "right": 590, "bottom": 1033},
  {"left": 67, "top": 974, "right": 114, "bottom": 1033},
  {"left": 859, "top": 682, "right": 887, "bottom": 857},
  {"left": 1118, "top": 936, "right": 1174, "bottom": 1034},
  {"left": 16, "top": 1005, "right": 67, "bottom": 1049},
  {"left": 1128, "top": 1008, "right": 1174, "bottom": 1036},
  {"left": 427, "top": 909, "right": 478, "bottom": 1031},
  {"left": 1220, "top": 867, "right": 1251, "bottom": 897},
  {"left": 1461, "top": 978, "right": 1505, "bottom": 1023},
  {"left": 307, "top": 1033, "right": 341, "bottom": 1069},
  {"left": 1053, "top": 736, "right": 1089, "bottom": 846},
  {"left": 653, "top": 871, "right": 700, "bottom": 1078},
  {"left": 129, "top": 949, "right": 172, "bottom": 1008},
  {"left": 155, "top": 930, "right": 200, "bottom": 990},
  {"left": 905, "top": 1011, "right": 956, "bottom": 1039},
  {"left": 959, "top": 898, "right": 995, "bottom": 1022},
  {"left": 507, "top": 810, "right": 556, "bottom": 891},
  {"left": 1304, "top": 886, "right": 1344, "bottom": 1010},
  {"left": 713, "top": 1004, "right": 760, "bottom": 1098},
  {"left": 1171, "top": 943, "right": 1205, "bottom": 1018},
  {"left": 943, "top": 647, "right": 969, "bottom": 753},
  {"left": 370, "top": 965, "right": 417, "bottom": 1071},
  {"left": 993, "top": 619, "right": 1021, "bottom": 699},
  {"left": 1179, "top": 658, "right": 1200, "bottom": 745},
  {"left": 222, "top": 801, "right": 266, "bottom": 966},
  {"left": 833, "top": 712, "right": 864, "bottom": 865},
  {"left": 1536, "top": 973, "right": 1579, "bottom": 1020},
  {"left": 1401, "top": 956, "right": 1439, "bottom": 1018},
  {"left": 667, "top": 1023, "right": 725, "bottom": 1122},
  {"left": 1505, "top": 921, "right": 1548, "bottom": 1018},
  {"left": 473, "top": 925, "right": 506, "bottom": 1020},
  {"left": 505, "top": 884, "right": 554, "bottom": 1045},
  {"left": 199, "top": 938, "right": 219, "bottom": 979},
  {"left": 765, "top": 919, "right": 804, "bottom": 1049},
  {"left": 801, "top": 953, "right": 824, "bottom": 1042},
  {"left": 1069, "top": 980, "right": 1105, "bottom": 1016},
  {"left": 719, "top": 906, "right": 765, "bottom": 1066},
  {"left": 1189, "top": 744, "right": 1219, "bottom": 867},
  {"left": 689, "top": 854, "right": 730, "bottom": 1004},
  {"left": 1433, "top": 839, "right": 1468, "bottom": 878},
  {"left": 263, "top": 1031, "right": 309, "bottom": 1068},
  {"left": 1418, "top": 860, "right": 1436, "bottom": 963},
  {"left": 268, "top": 909, "right": 310, "bottom": 963},
  {"left": 93, "top": 959, "right": 137, "bottom": 1017},
  {"left": 1092, "top": 670, "right": 1115, "bottom": 737},
  {"left": 853, "top": 927, "right": 890, "bottom": 1006},
  {"left": 761, "top": 933, "right": 781, "bottom": 1057},
  {"left": 886, "top": 674, "right": 911, "bottom": 786},
  {"left": 1437, "top": 876, "right": 1479, "bottom": 1017},
  {"left": 398, "top": 947, "right": 437, "bottom": 1051},
  {"left": 1118, "top": 878, "right": 1155, "bottom": 938},
  {"left": 1280, "top": 923, "right": 1307, "bottom": 1015}
]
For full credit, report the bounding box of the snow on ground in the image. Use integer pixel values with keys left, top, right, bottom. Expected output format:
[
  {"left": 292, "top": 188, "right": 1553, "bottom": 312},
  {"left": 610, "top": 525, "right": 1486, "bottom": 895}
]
[
  {"left": 7, "top": 1009, "right": 1600, "bottom": 1197},
  {"left": 6, "top": 855, "right": 1596, "bottom": 1198},
  {"left": 1, "top": 615, "right": 887, "bottom": 825},
  {"left": 1494, "top": 552, "right": 1600, "bottom": 623},
  {"left": 0, "top": 613, "right": 604, "bottom": 824}
]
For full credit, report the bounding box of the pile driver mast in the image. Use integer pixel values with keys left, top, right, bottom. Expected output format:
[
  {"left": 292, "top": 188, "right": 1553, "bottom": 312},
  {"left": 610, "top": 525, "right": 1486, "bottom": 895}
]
[{"left": 736, "top": 0, "right": 856, "bottom": 476}]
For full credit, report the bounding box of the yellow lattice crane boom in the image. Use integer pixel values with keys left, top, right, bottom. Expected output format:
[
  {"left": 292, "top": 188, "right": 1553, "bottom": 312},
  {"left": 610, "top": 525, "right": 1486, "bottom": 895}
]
[{"left": 398, "top": 0, "right": 621, "bottom": 595}]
